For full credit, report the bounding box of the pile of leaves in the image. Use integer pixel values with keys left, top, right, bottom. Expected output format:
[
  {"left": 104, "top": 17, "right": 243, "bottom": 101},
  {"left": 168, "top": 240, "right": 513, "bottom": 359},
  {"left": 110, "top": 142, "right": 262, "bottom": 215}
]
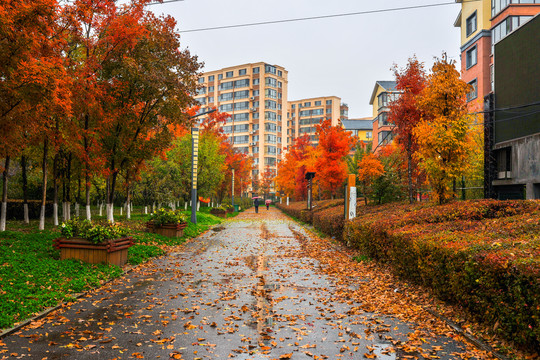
[
  {"left": 148, "top": 208, "right": 188, "bottom": 226},
  {"left": 61, "top": 218, "right": 129, "bottom": 244},
  {"left": 344, "top": 199, "right": 540, "bottom": 351}
]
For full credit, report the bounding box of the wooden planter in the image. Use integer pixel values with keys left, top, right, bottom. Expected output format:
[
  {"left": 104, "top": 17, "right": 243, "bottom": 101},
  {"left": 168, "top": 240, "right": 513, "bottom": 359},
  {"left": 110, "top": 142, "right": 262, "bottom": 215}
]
[
  {"left": 210, "top": 210, "right": 227, "bottom": 218},
  {"left": 53, "top": 237, "right": 134, "bottom": 266},
  {"left": 146, "top": 222, "right": 188, "bottom": 238}
]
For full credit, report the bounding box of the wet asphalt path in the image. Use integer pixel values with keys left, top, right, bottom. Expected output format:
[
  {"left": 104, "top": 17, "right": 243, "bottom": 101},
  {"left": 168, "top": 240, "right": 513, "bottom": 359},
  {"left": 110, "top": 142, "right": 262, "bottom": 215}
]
[{"left": 0, "top": 208, "right": 471, "bottom": 359}]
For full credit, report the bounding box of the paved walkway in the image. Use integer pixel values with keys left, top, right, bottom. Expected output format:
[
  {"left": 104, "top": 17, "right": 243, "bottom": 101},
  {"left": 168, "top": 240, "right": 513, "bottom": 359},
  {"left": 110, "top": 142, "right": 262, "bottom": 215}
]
[{"left": 1, "top": 207, "right": 475, "bottom": 359}]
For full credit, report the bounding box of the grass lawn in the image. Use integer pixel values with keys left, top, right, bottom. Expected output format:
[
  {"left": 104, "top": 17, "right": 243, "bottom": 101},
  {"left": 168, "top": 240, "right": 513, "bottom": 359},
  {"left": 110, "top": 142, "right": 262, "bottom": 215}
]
[{"left": 0, "top": 207, "right": 228, "bottom": 330}]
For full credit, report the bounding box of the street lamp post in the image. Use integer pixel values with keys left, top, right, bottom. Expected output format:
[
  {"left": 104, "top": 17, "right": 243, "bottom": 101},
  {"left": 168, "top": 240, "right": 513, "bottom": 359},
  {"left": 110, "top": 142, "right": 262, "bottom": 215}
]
[
  {"left": 231, "top": 168, "right": 235, "bottom": 208},
  {"left": 189, "top": 108, "right": 216, "bottom": 224}
]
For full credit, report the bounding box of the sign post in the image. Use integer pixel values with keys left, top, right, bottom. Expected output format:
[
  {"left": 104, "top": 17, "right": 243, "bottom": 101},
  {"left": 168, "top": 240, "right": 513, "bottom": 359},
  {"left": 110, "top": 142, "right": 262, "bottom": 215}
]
[
  {"left": 191, "top": 127, "right": 199, "bottom": 224},
  {"left": 345, "top": 174, "right": 356, "bottom": 220},
  {"left": 349, "top": 186, "right": 357, "bottom": 220}
]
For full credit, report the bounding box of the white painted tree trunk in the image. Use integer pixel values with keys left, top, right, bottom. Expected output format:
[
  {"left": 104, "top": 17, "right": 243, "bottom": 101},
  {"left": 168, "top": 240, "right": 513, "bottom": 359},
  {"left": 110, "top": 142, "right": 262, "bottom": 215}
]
[
  {"left": 287, "top": 197, "right": 289, "bottom": 206},
  {"left": 75, "top": 203, "right": 79, "bottom": 217},
  {"left": 184, "top": 202, "right": 187, "bottom": 210},
  {"left": 144, "top": 206, "right": 148, "bottom": 214},
  {"left": 99, "top": 203, "right": 103, "bottom": 217},
  {"left": 86, "top": 204, "right": 91, "bottom": 221},
  {"left": 53, "top": 203, "right": 59, "bottom": 225},
  {"left": 107, "top": 203, "right": 114, "bottom": 223},
  {"left": 197, "top": 201, "right": 200, "bottom": 211},
  {"left": 0, "top": 202, "right": 6, "bottom": 231},
  {"left": 39, "top": 205, "right": 46, "bottom": 230},
  {"left": 120, "top": 206, "right": 123, "bottom": 216},
  {"left": 23, "top": 203, "right": 29, "bottom": 224},
  {"left": 127, "top": 203, "right": 131, "bottom": 219}
]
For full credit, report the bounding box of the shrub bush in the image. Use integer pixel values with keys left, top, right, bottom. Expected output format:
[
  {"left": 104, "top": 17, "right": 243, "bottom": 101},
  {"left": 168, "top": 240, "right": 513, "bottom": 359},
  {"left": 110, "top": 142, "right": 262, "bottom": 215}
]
[{"left": 343, "top": 199, "right": 540, "bottom": 351}]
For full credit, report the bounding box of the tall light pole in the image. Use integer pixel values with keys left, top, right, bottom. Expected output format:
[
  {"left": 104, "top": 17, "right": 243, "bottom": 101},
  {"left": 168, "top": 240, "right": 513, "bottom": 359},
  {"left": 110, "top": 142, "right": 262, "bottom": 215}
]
[
  {"left": 190, "top": 108, "right": 216, "bottom": 224},
  {"left": 231, "top": 168, "right": 235, "bottom": 207}
]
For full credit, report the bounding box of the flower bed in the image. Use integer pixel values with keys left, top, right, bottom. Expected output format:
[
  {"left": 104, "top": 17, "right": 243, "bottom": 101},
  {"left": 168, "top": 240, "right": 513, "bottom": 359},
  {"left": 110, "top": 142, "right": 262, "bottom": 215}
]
[
  {"left": 55, "top": 218, "right": 133, "bottom": 266},
  {"left": 145, "top": 221, "right": 188, "bottom": 238},
  {"left": 53, "top": 236, "right": 133, "bottom": 266},
  {"left": 343, "top": 199, "right": 540, "bottom": 351},
  {"left": 210, "top": 207, "right": 227, "bottom": 218}
]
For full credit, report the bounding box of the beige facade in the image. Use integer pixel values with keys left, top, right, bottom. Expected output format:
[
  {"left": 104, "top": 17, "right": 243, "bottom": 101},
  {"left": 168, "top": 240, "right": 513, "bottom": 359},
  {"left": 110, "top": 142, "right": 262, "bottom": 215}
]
[
  {"left": 286, "top": 96, "right": 346, "bottom": 148},
  {"left": 195, "top": 62, "right": 288, "bottom": 193}
]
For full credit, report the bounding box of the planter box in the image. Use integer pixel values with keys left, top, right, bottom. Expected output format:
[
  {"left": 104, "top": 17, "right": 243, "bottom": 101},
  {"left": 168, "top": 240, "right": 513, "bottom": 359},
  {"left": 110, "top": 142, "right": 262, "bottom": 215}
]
[
  {"left": 53, "top": 237, "right": 134, "bottom": 266},
  {"left": 146, "top": 222, "right": 188, "bottom": 238},
  {"left": 210, "top": 210, "right": 227, "bottom": 218}
]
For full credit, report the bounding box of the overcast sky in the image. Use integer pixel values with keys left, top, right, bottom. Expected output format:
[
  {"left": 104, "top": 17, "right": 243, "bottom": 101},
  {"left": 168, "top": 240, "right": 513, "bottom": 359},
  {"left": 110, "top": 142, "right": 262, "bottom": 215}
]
[{"left": 149, "top": 0, "right": 462, "bottom": 118}]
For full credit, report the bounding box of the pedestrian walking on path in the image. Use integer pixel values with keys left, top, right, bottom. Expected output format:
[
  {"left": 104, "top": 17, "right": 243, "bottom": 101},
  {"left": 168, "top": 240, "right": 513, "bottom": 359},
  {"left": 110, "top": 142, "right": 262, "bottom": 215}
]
[
  {"left": 253, "top": 197, "right": 259, "bottom": 213},
  {"left": 265, "top": 199, "right": 271, "bottom": 210}
]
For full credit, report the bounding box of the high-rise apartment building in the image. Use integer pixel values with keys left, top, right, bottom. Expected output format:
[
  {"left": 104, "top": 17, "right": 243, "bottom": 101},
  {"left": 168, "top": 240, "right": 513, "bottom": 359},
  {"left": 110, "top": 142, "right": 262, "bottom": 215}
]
[
  {"left": 286, "top": 96, "right": 346, "bottom": 148},
  {"left": 454, "top": 0, "right": 540, "bottom": 110},
  {"left": 369, "top": 81, "right": 398, "bottom": 153},
  {"left": 194, "top": 62, "right": 288, "bottom": 193}
]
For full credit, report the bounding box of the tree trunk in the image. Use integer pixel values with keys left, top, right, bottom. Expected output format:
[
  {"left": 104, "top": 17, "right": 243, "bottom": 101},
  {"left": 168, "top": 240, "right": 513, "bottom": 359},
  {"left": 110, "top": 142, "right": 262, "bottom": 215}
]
[
  {"left": 126, "top": 187, "right": 131, "bottom": 219},
  {"left": 106, "top": 172, "right": 117, "bottom": 223},
  {"left": 39, "top": 138, "right": 48, "bottom": 230},
  {"left": 1, "top": 156, "right": 10, "bottom": 231},
  {"left": 85, "top": 172, "right": 91, "bottom": 221},
  {"left": 53, "top": 155, "right": 59, "bottom": 226},
  {"left": 21, "top": 155, "right": 29, "bottom": 223},
  {"left": 407, "top": 135, "right": 414, "bottom": 204},
  {"left": 64, "top": 152, "right": 72, "bottom": 221}
]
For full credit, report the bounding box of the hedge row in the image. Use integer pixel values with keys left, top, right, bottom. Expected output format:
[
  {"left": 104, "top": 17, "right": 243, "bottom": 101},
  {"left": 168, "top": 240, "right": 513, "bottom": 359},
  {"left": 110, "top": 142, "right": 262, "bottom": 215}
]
[
  {"left": 277, "top": 199, "right": 345, "bottom": 239},
  {"left": 278, "top": 199, "right": 540, "bottom": 351}
]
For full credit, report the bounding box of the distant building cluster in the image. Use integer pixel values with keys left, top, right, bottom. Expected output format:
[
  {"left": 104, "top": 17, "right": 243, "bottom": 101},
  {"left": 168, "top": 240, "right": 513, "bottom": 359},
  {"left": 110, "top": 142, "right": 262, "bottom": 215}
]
[{"left": 195, "top": 4, "right": 539, "bottom": 199}]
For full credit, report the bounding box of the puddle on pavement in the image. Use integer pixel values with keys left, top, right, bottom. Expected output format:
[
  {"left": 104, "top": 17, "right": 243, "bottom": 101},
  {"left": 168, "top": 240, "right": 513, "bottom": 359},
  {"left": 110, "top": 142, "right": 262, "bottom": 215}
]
[{"left": 373, "top": 343, "right": 397, "bottom": 359}]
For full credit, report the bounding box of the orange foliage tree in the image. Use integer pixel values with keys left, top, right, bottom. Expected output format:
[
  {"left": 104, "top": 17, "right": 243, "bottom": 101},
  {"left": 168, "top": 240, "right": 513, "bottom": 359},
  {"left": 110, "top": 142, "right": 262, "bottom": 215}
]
[
  {"left": 414, "top": 56, "right": 474, "bottom": 204},
  {"left": 357, "top": 154, "right": 385, "bottom": 205},
  {"left": 276, "top": 135, "right": 316, "bottom": 201},
  {"left": 0, "top": 0, "right": 70, "bottom": 230},
  {"left": 388, "top": 56, "right": 427, "bottom": 203},
  {"left": 315, "top": 119, "right": 355, "bottom": 199}
]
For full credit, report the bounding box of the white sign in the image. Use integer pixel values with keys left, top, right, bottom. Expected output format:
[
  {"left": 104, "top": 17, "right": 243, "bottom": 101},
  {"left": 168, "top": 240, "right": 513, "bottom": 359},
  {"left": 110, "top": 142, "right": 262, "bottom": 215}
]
[{"left": 348, "top": 187, "right": 357, "bottom": 220}]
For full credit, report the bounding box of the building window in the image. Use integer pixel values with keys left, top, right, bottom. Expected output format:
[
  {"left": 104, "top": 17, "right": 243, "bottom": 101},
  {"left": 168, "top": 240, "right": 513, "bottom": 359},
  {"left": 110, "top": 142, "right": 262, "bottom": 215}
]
[
  {"left": 366, "top": 131, "right": 372, "bottom": 139},
  {"left": 490, "top": 64, "right": 494, "bottom": 92},
  {"left": 315, "top": 101, "right": 322, "bottom": 106},
  {"left": 326, "top": 108, "right": 332, "bottom": 114},
  {"left": 277, "top": 70, "right": 283, "bottom": 77},
  {"left": 265, "top": 88, "right": 277, "bottom": 99},
  {"left": 253, "top": 78, "right": 260, "bottom": 85},
  {"left": 466, "top": 46, "right": 477, "bottom": 69},
  {"left": 239, "top": 69, "right": 247, "bottom": 75},
  {"left": 326, "top": 100, "right": 332, "bottom": 105},
  {"left": 492, "top": 15, "right": 533, "bottom": 47},
  {"left": 234, "top": 90, "right": 249, "bottom": 99},
  {"left": 466, "top": 12, "right": 477, "bottom": 37},
  {"left": 218, "top": 74, "right": 223, "bottom": 80},
  {"left": 291, "top": 104, "right": 295, "bottom": 109},
  {"left": 378, "top": 131, "right": 394, "bottom": 145},
  {"left": 304, "top": 102, "right": 311, "bottom": 107},
  {"left": 208, "top": 75, "right": 214, "bottom": 82},
  {"left": 467, "top": 79, "right": 478, "bottom": 102},
  {"left": 378, "top": 112, "right": 390, "bottom": 126},
  {"left": 495, "top": 147, "right": 512, "bottom": 179},
  {"left": 265, "top": 65, "right": 276, "bottom": 74},
  {"left": 253, "top": 90, "right": 259, "bottom": 97},
  {"left": 235, "top": 79, "right": 250, "bottom": 88},
  {"left": 208, "top": 86, "right": 214, "bottom": 92},
  {"left": 265, "top": 77, "right": 277, "bottom": 87},
  {"left": 253, "top": 67, "right": 260, "bottom": 74},
  {"left": 226, "top": 71, "right": 234, "bottom": 78},
  {"left": 198, "top": 77, "right": 204, "bottom": 84},
  {"left": 278, "top": 81, "right": 282, "bottom": 88},
  {"left": 378, "top": 93, "right": 389, "bottom": 109}
]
